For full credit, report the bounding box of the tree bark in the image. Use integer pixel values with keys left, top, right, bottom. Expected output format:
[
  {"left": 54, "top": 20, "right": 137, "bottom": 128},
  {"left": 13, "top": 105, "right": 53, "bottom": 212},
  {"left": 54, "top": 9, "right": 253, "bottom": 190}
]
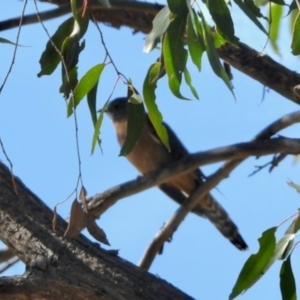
[{"left": 0, "top": 163, "right": 193, "bottom": 300}]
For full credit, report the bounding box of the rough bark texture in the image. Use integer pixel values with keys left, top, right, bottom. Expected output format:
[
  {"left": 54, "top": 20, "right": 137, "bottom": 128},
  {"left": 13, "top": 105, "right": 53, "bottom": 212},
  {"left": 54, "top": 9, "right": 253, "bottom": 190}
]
[{"left": 0, "top": 163, "right": 193, "bottom": 300}]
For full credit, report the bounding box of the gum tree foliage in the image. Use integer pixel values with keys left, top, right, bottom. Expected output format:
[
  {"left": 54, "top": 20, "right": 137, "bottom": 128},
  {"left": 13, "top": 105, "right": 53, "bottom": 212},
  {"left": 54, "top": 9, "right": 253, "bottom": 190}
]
[{"left": 1, "top": 0, "right": 300, "bottom": 299}]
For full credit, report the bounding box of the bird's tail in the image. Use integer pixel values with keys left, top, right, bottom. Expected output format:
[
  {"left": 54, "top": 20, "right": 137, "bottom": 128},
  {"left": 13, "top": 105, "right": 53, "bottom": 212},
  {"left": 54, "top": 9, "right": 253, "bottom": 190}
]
[{"left": 198, "top": 194, "right": 248, "bottom": 251}]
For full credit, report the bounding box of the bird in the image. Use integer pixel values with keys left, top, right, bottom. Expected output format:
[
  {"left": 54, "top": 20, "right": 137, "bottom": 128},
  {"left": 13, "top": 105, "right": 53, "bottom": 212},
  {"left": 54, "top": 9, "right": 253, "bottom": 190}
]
[{"left": 105, "top": 97, "right": 248, "bottom": 250}]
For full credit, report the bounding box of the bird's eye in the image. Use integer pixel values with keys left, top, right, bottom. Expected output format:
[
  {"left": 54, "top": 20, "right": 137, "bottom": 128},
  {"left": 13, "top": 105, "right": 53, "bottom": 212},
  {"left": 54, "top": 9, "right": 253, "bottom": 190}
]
[{"left": 114, "top": 104, "right": 119, "bottom": 110}]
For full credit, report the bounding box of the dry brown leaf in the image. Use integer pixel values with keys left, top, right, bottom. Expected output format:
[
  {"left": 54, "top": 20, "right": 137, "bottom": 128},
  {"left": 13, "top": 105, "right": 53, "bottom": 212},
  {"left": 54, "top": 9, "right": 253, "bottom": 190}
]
[
  {"left": 87, "top": 219, "right": 110, "bottom": 245},
  {"left": 64, "top": 199, "right": 87, "bottom": 238},
  {"left": 79, "top": 185, "right": 88, "bottom": 213}
]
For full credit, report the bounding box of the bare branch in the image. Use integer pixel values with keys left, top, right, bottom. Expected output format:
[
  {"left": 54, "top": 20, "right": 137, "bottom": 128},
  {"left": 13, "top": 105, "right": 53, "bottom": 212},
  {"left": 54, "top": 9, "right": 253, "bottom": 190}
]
[
  {"left": 254, "top": 111, "right": 300, "bottom": 139},
  {"left": 88, "top": 137, "right": 300, "bottom": 216},
  {"left": 0, "top": 0, "right": 160, "bottom": 33},
  {"left": 137, "top": 111, "right": 300, "bottom": 269},
  {"left": 248, "top": 153, "right": 287, "bottom": 176},
  {"left": 0, "top": 247, "right": 15, "bottom": 264},
  {"left": 0, "top": 4, "right": 70, "bottom": 32},
  {"left": 0, "top": 257, "right": 19, "bottom": 274}
]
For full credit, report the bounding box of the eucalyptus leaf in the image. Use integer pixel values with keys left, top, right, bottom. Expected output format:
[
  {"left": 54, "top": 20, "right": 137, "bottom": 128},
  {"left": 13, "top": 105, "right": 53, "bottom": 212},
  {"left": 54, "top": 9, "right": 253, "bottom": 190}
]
[
  {"left": 184, "top": 68, "right": 199, "bottom": 99},
  {"left": 233, "top": 0, "right": 267, "bottom": 34},
  {"left": 167, "top": 0, "right": 188, "bottom": 18},
  {"left": 229, "top": 227, "right": 277, "bottom": 299},
  {"left": 206, "top": 0, "right": 237, "bottom": 44},
  {"left": 269, "top": 4, "right": 283, "bottom": 55},
  {"left": 68, "top": 64, "right": 105, "bottom": 116},
  {"left": 38, "top": 17, "right": 74, "bottom": 77},
  {"left": 120, "top": 98, "right": 146, "bottom": 156},
  {"left": 143, "top": 62, "right": 170, "bottom": 151},
  {"left": 163, "top": 16, "right": 189, "bottom": 99},
  {"left": 200, "top": 13, "right": 234, "bottom": 97},
  {"left": 91, "top": 98, "right": 108, "bottom": 154},
  {"left": 0, "top": 37, "right": 25, "bottom": 47},
  {"left": 187, "top": 13, "right": 205, "bottom": 71},
  {"left": 280, "top": 256, "right": 297, "bottom": 300},
  {"left": 144, "top": 6, "right": 171, "bottom": 53}
]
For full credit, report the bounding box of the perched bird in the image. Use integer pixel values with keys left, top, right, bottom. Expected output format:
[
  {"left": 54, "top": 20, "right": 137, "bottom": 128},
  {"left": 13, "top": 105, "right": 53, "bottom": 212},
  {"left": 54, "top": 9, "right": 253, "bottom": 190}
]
[{"left": 106, "top": 97, "right": 247, "bottom": 250}]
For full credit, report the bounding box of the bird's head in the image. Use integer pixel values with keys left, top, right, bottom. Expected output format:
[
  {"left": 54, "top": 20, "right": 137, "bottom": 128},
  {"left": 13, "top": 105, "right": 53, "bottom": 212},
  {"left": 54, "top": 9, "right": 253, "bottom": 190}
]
[{"left": 105, "top": 97, "right": 128, "bottom": 122}]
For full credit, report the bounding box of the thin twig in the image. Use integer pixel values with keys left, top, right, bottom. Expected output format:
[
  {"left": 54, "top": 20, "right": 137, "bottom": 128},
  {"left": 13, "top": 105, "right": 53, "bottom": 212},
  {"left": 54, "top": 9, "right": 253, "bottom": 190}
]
[
  {"left": 90, "top": 9, "right": 127, "bottom": 82},
  {"left": 0, "top": 257, "right": 20, "bottom": 274},
  {"left": 0, "top": 0, "right": 28, "bottom": 94},
  {"left": 249, "top": 153, "right": 287, "bottom": 176},
  {"left": 33, "top": 0, "right": 84, "bottom": 198}
]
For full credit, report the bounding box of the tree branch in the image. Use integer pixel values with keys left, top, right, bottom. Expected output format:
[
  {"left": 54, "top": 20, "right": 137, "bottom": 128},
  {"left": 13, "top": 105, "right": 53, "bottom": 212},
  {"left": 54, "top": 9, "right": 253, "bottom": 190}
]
[
  {"left": 1, "top": 1, "right": 300, "bottom": 104},
  {"left": 0, "top": 163, "right": 194, "bottom": 299},
  {"left": 88, "top": 137, "right": 300, "bottom": 216},
  {"left": 137, "top": 110, "right": 300, "bottom": 269},
  {"left": 218, "top": 42, "right": 300, "bottom": 105}
]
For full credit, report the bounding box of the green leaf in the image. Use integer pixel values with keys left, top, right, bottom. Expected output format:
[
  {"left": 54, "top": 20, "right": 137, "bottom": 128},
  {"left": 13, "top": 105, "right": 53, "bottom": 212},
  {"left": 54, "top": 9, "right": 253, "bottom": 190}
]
[
  {"left": 143, "top": 62, "right": 170, "bottom": 151},
  {"left": 200, "top": 13, "right": 234, "bottom": 97},
  {"left": 163, "top": 16, "right": 189, "bottom": 99},
  {"left": 67, "top": 64, "right": 105, "bottom": 116},
  {"left": 70, "top": 0, "right": 89, "bottom": 38},
  {"left": 284, "top": 211, "right": 300, "bottom": 236},
  {"left": 144, "top": 6, "right": 171, "bottom": 53},
  {"left": 38, "top": 17, "right": 74, "bottom": 77},
  {"left": 91, "top": 98, "right": 108, "bottom": 154},
  {"left": 167, "top": 0, "right": 188, "bottom": 18},
  {"left": 60, "top": 65, "right": 78, "bottom": 99},
  {"left": 212, "top": 31, "right": 227, "bottom": 48},
  {"left": 129, "top": 94, "right": 143, "bottom": 104},
  {"left": 229, "top": 227, "right": 277, "bottom": 300},
  {"left": 184, "top": 68, "right": 199, "bottom": 99},
  {"left": 187, "top": 13, "right": 205, "bottom": 71},
  {"left": 289, "top": 8, "right": 298, "bottom": 35},
  {"left": 87, "top": 81, "right": 99, "bottom": 125},
  {"left": 38, "top": 6, "right": 89, "bottom": 78},
  {"left": 0, "top": 37, "right": 25, "bottom": 47},
  {"left": 206, "top": 0, "right": 237, "bottom": 44},
  {"left": 186, "top": 0, "right": 197, "bottom": 32},
  {"left": 287, "top": 180, "right": 300, "bottom": 193},
  {"left": 120, "top": 100, "right": 146, "bottom": 156},
  {"left": 293, "top": 211, "right": 300, "bottom": 232},
  {"left": 269, "top": 4, "right": 283, "bottom": 55},
  {"left": 233, "top": 0, "right": 268, "bottom": 34},
  {"left": 273, "top": 234, "right": 295, "bottom": 261},
  {"left": 280, "top": 256, "right": 297, "bottom": 300}
]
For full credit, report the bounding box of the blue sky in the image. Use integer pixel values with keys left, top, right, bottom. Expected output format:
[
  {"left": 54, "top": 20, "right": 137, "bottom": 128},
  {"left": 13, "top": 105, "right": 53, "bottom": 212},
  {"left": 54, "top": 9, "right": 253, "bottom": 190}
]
[{"left": 1, "top": 1, "right": 300, "bottom": 299}]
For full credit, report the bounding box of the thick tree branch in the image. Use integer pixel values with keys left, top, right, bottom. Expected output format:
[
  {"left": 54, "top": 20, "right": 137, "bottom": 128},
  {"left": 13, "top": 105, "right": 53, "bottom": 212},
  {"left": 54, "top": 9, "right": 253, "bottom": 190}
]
[
  {"left": 88, "top": 137, "right": 300, "bottom": 216},
  {"left": 218, "top": 42, "right": 300, "bottom": 104},
  {"left": 0, "top": 163, "right": 193, "bottom": 300}
]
